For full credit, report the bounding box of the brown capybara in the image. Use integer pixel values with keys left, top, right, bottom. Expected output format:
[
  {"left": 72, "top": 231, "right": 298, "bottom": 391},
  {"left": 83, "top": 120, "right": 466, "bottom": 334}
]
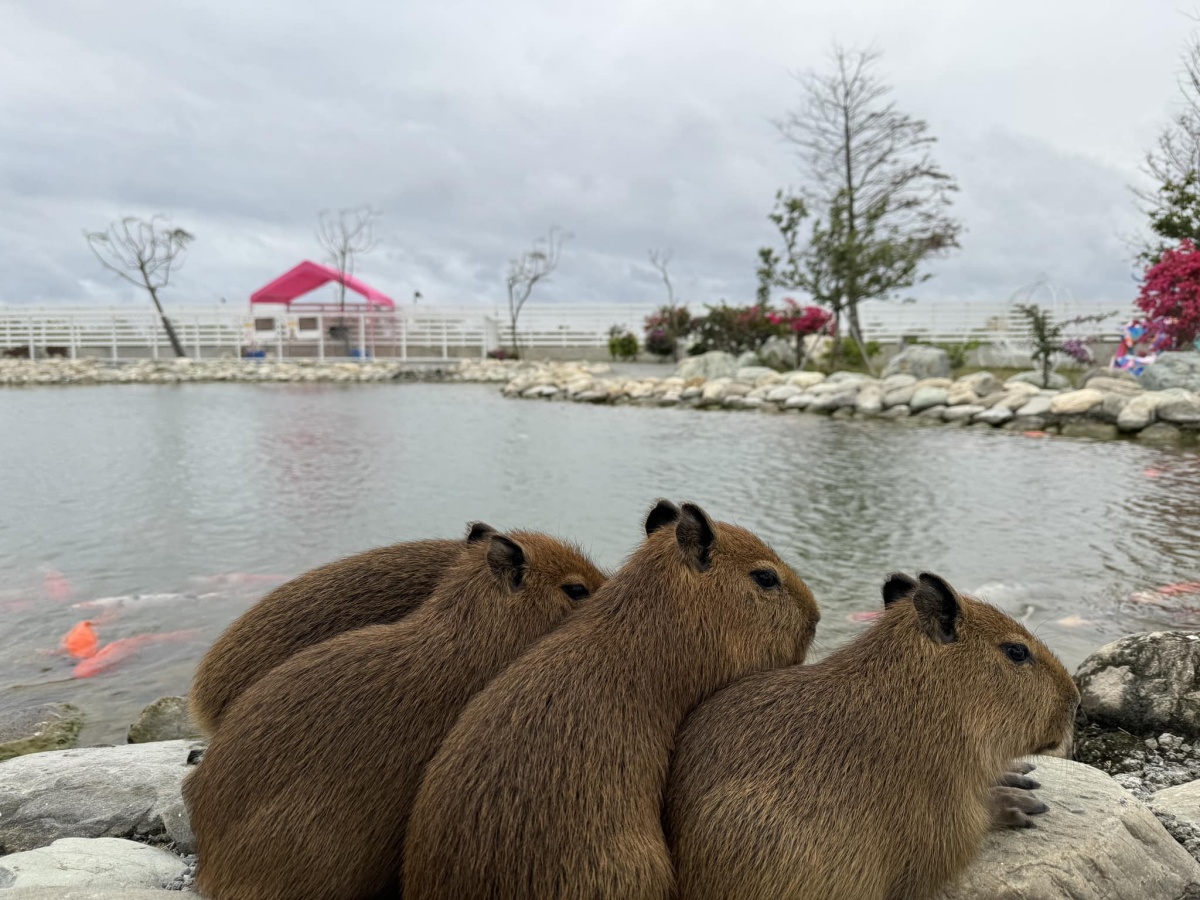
[
  {"left": 183, "top": 528, "right": 606, "bottom": 900},
  {"left": 403, "top": 499, "right": 820, "bottom": 900},
  {"left": 189, "top": 523, "right": 495, "bottom": 734},
  {"left": 665, "top": 571, "right": 1080, "bottom": 900}
]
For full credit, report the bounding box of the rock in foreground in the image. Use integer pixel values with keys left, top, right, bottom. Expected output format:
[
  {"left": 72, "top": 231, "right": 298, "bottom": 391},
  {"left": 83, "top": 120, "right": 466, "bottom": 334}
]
[
  {"left": 1077, "top": 632, "right": 1200, "bottom": 737},
  {"left": 0, "top": 703, "right": 83, "bottom": 762},
  {"left": 0, "top": 740, "right": 202, "bottom": 855},
  {"left": 937, "top": 758, "right": 1200, "bottom": 899},
  {"left": 0, "top": 838, "right": 185, "bottom": 892}
]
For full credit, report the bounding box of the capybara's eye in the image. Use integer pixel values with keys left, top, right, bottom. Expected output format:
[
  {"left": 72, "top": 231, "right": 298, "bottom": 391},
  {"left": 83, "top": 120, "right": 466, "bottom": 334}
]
[
  {"left": 561, "top": 583, "right": 590, "bottom": 602},
  {"left": 751, "top": 569, "right": 780, "bottom": 590},
  {"left": 1002, "top": 643, "right": 1032, "bottom": 664}
]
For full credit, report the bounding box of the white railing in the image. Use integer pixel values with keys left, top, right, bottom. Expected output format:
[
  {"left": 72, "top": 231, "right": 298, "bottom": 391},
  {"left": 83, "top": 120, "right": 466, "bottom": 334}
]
[{"left": 0, "top": 300, "right": 1134, "bottom": 361}]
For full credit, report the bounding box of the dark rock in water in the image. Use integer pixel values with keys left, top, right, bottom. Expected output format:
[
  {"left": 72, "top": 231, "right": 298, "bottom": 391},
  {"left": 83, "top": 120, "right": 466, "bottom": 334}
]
[
  {"left": 1141, "top": 352, "right": 1200, "bottom": 392},
  {"left": 1076, "top": 632, "right": 1200, "bottom": 737},
  {"left": 127, "top": 698, "right": 202, "bottom": 744},
  {"left": 0, "top": 740, "right": 203, "bottom": 855},
  {"left": 1059, "top": 421, "right": 1119, "bottom": 441},
  {"left": 0, "top": 703, "right": 83, "bottom": 762}
]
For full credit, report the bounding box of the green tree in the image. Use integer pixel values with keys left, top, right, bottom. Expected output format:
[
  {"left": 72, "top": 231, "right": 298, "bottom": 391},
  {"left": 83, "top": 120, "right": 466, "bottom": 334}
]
[
  {"left": 1140, "top": 171, "right": 1200, "bottom": 266},
  {"left": 765, "top": 45, "right": 962, "bottom": 372}
]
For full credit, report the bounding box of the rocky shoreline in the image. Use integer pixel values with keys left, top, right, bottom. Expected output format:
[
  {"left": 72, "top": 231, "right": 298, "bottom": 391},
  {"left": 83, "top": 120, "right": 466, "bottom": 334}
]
[
  {"left": 451, "top": 352, "right": 1200, "bottom": 444},
  {"left": 5, "top": 631, "right": 1200, "bottom": 897},
  {"left": 0, "top": 358, "right": 452, "bottom": 386}
]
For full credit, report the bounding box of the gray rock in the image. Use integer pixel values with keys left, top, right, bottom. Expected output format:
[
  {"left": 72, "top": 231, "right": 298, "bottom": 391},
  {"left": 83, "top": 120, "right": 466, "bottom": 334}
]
[
  {"left": 1085, "top": 375, "right": 1144, "bottom": 395},
  {"left": 1140, "top": 423, "right": 1186, "bottom": 444},
  {"left": 675, "top": 351, "right": 738, "bottom": 381},
  {"left": 784, "top": 371, "right": 825, "bottom": 389},
  {"left": 1005, "top": 415, "right": 1047, "bottom": 432},
  {"left": 1081, "top": 366, "right": 1141, "bottom": 388},
  {"left": 127, "top": 698, "right": 201, "bottom": 745},
  {"left": 1007, "top": 370, "right": 1070, "bottom": 390},
  {"left": 1119, "top": 391, "right": 1169, "bottom": 431},
  {"left": 1152, "top": 779, "right": 1200, "bottom": 826},
  {"left": 1096, "top": 392, "right": 1131, "bottom": 423},
  {"left": 936, "top": 758, "right": 1200, "bottom": 899},
  {"left": 1049, "top": 389, "right": 1104, "bottom": 415},
  {"left": 881, "top": 373, "right": 918, "bottom": 391},
  {"left": 944, "top": 385, "right": 980, "bottom": 407},
  {"left": 882, "top": 345, "right": 951, "bottom": 380},
  {"left": 757, "top": 336, "right": 797, "bottom": 370},
  {"left": 1014, "top": 394, "right": 1055, "bottom": 417},
  {"left": 735, "top": 351, "right": 760, "bottom": 369},
  {"left": 0, "top": 740, "right": 202, "bottom": 855},
  {"left": 721, "top": 381, "right": 752, "bottom": 398},
  {"left": 997, "top": 383, "right": 1042, "bottom": 410},
  {"left": 0, "top": 704, "right": 83, "bottom": 762},
  {"left": 1160, "top": 392, "right": 1200, "bottom": 425},
  {"left": 830, "top": 406, "right": 855, "bottom": 419},
  {"left": 733, "top": 366, "right": 776, "bottom": 386},
  {"left": 1059, "top": 421, "right": 1119, "bottom": 440},
  {"left": 879, "top": 404, "right": 911, "bottom": 418},
  {"left": 855, "top": 384, "right": 884, "bottom": 416},
  {"left": 954, "top": 371, "right": 999, "bottom": 397},
  {"left": 808, "top": 390, "right": 858, "bottom": 414},
  {"left": 910, "top": 386, "right": 949, "bottom": 412},
  {"left": 941, "top": 404, "right": 986, "bottom": 422},
  {"left": 765, "top": 385, "right": 803, "bottom": 403},
  {"left": 974, "top": 406, "right": 1015, "bottom": 426},
  {"left": 1077, "top": 632, "right": 1200, "bottom": 737},
  {"left": 1141, "top": 352, "right": 1200, "bottom": 392},
  {"left": 825, "top": 371, "right": 873, "bottom": 386},
  {"left": 783, "top": 393, "right": 814, "bottom": 410},
  {"left": 0, "top": 838, "right": 187, "bottom": 892},
  {"left": 882, "top": 385, "right": 917, "bottom": 408},
  {"left": 915, "top": 404, "right": 948, "bottom": 420}
]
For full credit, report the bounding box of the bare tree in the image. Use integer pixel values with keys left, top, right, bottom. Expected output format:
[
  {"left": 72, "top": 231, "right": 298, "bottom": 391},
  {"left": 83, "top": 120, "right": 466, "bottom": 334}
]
[
  {"left": 505, "top": 227, "right": 570, "bottom": 357},
  {"left": 316, "top": 206, "right": 380, "bottom": 355},
  {"left": 772, "top": 44, "right": 961, "bottom": 372},
  {"left": 1142, "top": 26, "right": 1200, "bottom": 194},
  {"left": 85, "top": 215, "right": 194, "bottom": 358},
  {"left": 647, "top": 248, "right": 675, "bottom": 306}
]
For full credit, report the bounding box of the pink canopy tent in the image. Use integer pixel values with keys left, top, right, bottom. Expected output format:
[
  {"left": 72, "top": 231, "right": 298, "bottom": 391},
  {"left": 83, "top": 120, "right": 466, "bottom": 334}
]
[{"left": 250, "top": 260, "right": 395, "bottom": 309}]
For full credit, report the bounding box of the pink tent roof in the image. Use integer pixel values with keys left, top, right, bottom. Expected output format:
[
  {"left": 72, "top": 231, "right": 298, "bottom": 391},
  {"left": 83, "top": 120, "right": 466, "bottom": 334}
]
[{"left": 250, "top": 260, "right": 395, "bottom": 309}]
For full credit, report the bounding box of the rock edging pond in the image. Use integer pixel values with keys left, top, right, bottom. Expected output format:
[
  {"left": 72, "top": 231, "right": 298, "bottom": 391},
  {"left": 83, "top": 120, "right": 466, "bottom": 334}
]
[
  {"left": 0, "top": 358, "right": 451, "bottom": 387},
  {"left": 451, "top": 357, "right": 1200, "bottom": 444}
]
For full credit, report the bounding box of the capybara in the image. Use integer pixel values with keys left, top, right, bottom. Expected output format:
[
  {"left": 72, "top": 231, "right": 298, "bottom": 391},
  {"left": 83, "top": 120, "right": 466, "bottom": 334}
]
[
  {"left": 189, "top": 523, "right": 495, "bottom": 734},
  {"left": 665, "top": 571, "right": 1080, "bottom": 900},
  {"left": 403, "top": 499, "right": 820, "bottom": 900},
  {"left": 183, "top": 528, "right": 606, "bottom": 900}
]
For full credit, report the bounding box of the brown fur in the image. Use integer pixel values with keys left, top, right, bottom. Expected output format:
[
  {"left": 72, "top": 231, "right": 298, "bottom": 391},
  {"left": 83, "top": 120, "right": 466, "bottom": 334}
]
[
  {"left": 665, "top": 572, "right": 1080, "bottom": 900},
  {"left": 188, "top": 525, "right": 493, "bottom": 734},
  {"left": 403, "top": 500, "right": 820, "bottom": 900},
  {"left": 183, "top": 530, "right": 605, "bottom": 900}
]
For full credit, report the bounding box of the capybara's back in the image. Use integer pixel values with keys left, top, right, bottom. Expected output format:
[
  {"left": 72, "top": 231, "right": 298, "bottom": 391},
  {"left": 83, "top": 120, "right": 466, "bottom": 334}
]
[
  {"left": 666, "top": 572, "right": 1080, "bottom": 900},
  {"left": 185, "top": 528, "right": 606, "bottom": 900},
  {"left": 189, "top": 524, "right": 493, "bottom": 734},
  {"left": 403, "top": 500, "right": 820, "bottom": 900}
]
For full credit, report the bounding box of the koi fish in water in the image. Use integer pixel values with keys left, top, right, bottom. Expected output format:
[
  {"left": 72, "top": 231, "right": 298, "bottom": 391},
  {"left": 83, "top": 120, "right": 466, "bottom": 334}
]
[{"left": 72, "top": 630, "right": 200, "bottom": 678}]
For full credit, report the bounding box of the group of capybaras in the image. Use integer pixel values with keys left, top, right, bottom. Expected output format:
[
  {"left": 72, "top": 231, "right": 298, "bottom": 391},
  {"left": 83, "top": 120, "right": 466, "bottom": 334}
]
[{"left": 183, "top": 499, "right": 1080, "bottom": 900}]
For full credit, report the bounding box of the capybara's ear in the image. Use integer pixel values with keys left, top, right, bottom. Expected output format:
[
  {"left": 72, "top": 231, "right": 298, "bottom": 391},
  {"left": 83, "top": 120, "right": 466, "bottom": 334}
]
[
  {"left": 881, "top": 573, "right": 919, "bottom": 607},
  {"left": 466, "top": 522, "right": 498, "bottom": 544},
  {"left": 913, "top": 572, "right": 961, "bottom": 644},
  {"left": 676, "top": 502, "right": 716, "bottom": 573},
  {"left": 644, "top": 499, "right": 680, "bottom": 536},
  {"left": 486, "top": 535, "right": 527, "bottom": 591}
]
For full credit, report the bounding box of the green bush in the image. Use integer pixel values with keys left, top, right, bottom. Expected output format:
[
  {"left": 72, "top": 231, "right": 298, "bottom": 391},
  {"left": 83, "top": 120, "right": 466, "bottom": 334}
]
[
  {"left": 607, "top": 326, "right": 639, "bottom": 361},
  {"left": 689, "top": 302, "right": 782, "bottom": 355}
]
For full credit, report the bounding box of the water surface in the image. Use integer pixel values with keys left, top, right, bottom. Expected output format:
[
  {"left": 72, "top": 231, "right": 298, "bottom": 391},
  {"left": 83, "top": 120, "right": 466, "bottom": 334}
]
[{"left": 1, "top": 383, "right": 1198, "bottom": 743}]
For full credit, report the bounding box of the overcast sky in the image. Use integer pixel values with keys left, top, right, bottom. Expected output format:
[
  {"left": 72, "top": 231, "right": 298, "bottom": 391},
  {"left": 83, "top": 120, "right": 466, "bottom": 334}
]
[{"left": 1, "top": 0, "right": 1192, "bottom": 310}]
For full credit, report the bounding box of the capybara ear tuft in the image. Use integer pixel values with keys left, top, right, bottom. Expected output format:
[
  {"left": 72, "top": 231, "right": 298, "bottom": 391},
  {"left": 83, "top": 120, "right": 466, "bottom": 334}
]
[
  {"left": 676, "top": 503, "right": 716, "bottom": 573},
  {"left": 644, "top": 499, "right": 681, "bottom": 536},
  {"left": 913, "top": 572, "right": 961, "bottom": 644},
  {"left": 881, "top": 572, "right": 919, "bottom": 607},
  {"left": 486, "top": 535, "right": 527, "bottom": 591},
  {"left": 466, "top": 522, "right": 498, "bottom": 544}
]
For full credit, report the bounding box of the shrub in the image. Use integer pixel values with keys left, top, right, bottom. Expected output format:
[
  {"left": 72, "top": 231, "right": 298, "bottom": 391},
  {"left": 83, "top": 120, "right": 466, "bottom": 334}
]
[
  {"left": 1137, "top": 238, "right": 1200, "bottom": 349},
  {"left": 1013, "top": 303, "right": 1114, "bottom": 386},
  {"left": 689, "top": 302, "right": 783, "bottom": 355},
  {"left": 642, "top": 305, "right": 693, "bottom": 361},
  {"left": 607, "top": 326, "right": 639, "bottom": 361},
  {"left": 487, "top": 348, "right": 513, "bottom": 360}
]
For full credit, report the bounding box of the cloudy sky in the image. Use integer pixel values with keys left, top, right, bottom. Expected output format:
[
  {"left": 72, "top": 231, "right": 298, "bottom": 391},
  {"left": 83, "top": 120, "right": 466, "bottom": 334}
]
[{"left": 1, "top": 0, "right": 1192, "bottom": 310}]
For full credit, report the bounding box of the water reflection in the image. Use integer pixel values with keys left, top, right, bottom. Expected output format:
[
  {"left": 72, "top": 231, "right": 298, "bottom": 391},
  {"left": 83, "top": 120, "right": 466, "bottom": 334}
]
[{"left": 0, "top": 382, "right": 1197, "bottom": 742}]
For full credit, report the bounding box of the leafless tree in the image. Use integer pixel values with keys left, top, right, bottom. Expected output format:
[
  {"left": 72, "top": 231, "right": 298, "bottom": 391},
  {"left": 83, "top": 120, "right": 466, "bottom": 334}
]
[
  {"left": 774, "top": 44, "right": 961, "bottom": 373},
  {"left": 647, "top": 248, "right": 675, "bottom": 306},
  {"left": 317, "top": 206, "right": 380, "bottom": 354},
  {"left": 1141, "top": 25, "right": 1200, "bottom": 196},
  {"left": 85, "top": 215, "right": 194, "bottom": 358},
  {"left": 505, "top": 227, "right": 570, "bottom": 356}
]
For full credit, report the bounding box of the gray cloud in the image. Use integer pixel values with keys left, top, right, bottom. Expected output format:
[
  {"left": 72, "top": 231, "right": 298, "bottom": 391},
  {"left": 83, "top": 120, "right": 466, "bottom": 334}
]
[{"left": 0, "top": 0, "right": 1187, "bottom": 312}]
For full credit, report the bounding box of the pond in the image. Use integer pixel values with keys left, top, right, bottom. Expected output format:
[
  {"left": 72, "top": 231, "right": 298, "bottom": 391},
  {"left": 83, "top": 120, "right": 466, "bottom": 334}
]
[{"left": 1, "top": 382, "right": 1198, "bottom": 744}]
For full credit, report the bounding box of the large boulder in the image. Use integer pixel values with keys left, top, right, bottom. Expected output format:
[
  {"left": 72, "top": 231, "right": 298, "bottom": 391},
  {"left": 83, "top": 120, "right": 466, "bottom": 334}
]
[
  {"left": 1141, "top": 352, "right": 1200, "bottom": 392},
  {"left": 127, "top": 697, "right": 202, "bottom": 745},
  {"left": 1118, "top": 391, "right": 1171, "bottom": 432},
  {"left": 0, "top": 704, "right": 83, "bottom": 762},
  {"left": 1049, "top": 389, "right": 1104, "bottom": 416},
  {"left": 1007, "top": 370, "right": 1071, "bottom": 390},
  {"left": 882, "top": 345, "right": 951, "bottom": 380},
  {"left": 1085, "top": 376, "right": 1144, "bottom": 395},
  {"left": 937, "top": 758, "right": 1200, "bottom": 899},
  {"left": 0, "top": 740, "right": 202, "bottom": 855},
  {"left": 954, "top": 371, "right": 999, "bottom": 397},
  {"left": 910, "top": 385, "right": 950, "bottom": 413},
  {"left": 757, "top": 336, "right": 797, "bottom": 370},
  {"left": 0, "top": 838, "right": 186, "bottom": 892},
  {"left": 1159, "top": 391, "right": 1200, "bottom": 426},
  {"left": 1076, "top": 632, "right": 1200, "bottom": 737},
  {"left": 733, "top": 366, "right": 777, "bottom": 386},
  {"left": 785, "top": 371, "right": 825, "bottom": 389},
  {"left": 675, "top": 351, "right": 737, "bottom": 381},
  {"left": 855, "top": 384, "right": 884, "bottom": 416},
  {"left": 1014, "top": 394, "right": 1056, "bottom": 418}
]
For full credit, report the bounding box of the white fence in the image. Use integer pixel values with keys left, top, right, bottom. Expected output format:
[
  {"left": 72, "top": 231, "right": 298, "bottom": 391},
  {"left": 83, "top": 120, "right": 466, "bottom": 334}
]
[{"left": 0, "top": 300, "right": 1135, "bottom": 362}]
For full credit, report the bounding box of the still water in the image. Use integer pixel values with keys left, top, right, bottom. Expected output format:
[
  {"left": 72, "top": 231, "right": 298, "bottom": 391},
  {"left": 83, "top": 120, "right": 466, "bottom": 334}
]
[{"left": 1, "top": 382, "right": 1199, "bottom": 743}]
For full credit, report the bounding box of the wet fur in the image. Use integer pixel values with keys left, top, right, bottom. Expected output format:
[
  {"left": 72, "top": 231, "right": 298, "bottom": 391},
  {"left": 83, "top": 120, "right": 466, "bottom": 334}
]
[
  {"left": 183, "top": 531, "right": 605, "bottom": 900},
  {"left": 188, "top": 531, "right": 487, "bottom": 734},
  {"left": 665, "top": 573, "right": 1080, "bottom": 900},
  {"left": 403, "top": 500, "right": 820, "bottom": 900}
]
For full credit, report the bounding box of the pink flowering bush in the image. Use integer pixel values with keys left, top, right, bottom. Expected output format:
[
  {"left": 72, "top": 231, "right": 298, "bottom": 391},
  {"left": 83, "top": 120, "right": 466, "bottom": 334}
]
[
  {"left": 766, "top": 298, "right": 833, "bottom": 336},
  {"left": 1137, "top": 239, "right": 1200, "bottom": 349}
]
